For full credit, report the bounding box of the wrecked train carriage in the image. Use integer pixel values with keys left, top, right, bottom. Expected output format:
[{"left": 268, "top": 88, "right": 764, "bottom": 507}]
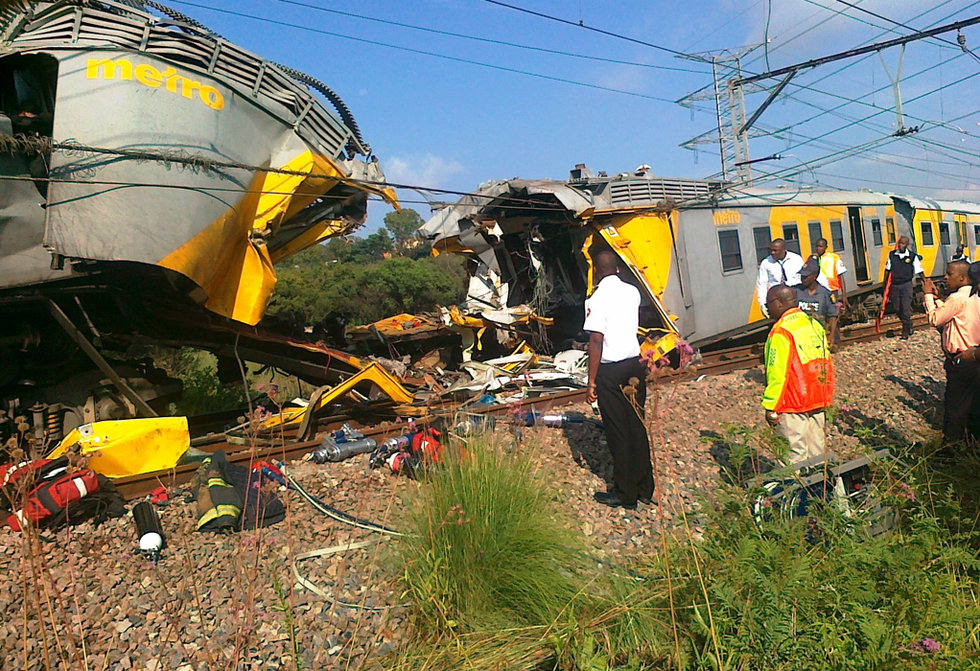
[
  {"left": 420, "top": 173, "right": 720, "bottom": 358},
  {"left": 422, "top": 170, "right": 980, "bottom": 352},
  {"left": 0, "top": 0, "right": 399, "bottom": 441}
]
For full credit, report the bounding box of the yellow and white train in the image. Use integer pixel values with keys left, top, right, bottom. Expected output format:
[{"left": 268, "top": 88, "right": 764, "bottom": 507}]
[{"left": 422, "top": 167, "right": 979, "bottom": 354}]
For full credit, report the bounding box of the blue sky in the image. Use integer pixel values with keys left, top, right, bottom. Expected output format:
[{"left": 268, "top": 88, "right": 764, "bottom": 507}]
[{"left": 168, "top": 0, "right": 980, "bottom": 232}]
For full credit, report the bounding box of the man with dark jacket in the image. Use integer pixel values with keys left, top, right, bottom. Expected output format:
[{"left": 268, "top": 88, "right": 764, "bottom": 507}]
[{"left": 884, "top": 236, "right": 923, "bottom": 340}]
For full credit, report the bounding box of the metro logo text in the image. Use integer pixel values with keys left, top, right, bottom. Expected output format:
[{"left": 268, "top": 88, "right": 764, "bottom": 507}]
[{"left": 85, "top": 58, "right": 225, "bottom": 111}]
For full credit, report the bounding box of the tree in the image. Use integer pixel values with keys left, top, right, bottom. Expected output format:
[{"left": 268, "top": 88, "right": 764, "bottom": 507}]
[{"left": 384, "top": 208, "right": 424, "bottom": 254}]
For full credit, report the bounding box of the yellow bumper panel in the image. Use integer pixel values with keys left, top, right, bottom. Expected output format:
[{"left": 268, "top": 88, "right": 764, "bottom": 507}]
[{"left": 48, "top": 417, "right": 190, "bottom": 479}]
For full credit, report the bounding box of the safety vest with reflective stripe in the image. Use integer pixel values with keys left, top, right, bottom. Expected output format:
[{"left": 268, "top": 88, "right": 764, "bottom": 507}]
[
  {"left": 817, "top": 252, "right": 843, "bottom": 292},
  {"left": 763, "top": 308, "right": 835, "bottom": 413}
]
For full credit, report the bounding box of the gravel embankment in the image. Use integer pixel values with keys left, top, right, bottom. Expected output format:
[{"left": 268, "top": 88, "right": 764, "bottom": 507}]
[{"left": 0, "top": 328, "right": 948, "bottom": 669}]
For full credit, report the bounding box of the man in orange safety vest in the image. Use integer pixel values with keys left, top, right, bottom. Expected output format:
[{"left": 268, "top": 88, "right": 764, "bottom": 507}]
[
  {"left": 762, "top": 285, "right": 836, "bottom": 465},
  {"left": 813, "top": 238, "right": 847, "bottom": 346}
]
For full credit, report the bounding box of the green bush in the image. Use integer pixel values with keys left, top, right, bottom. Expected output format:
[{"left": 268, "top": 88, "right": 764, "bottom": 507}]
[
  {"left": 387, "top": 432, "right": 980, "bottom": 671},
  {"left": 268, "top": 254, "right": 465, "bottom": 327},
  {"left": 160, "top": 348, "right": 247, "bottom": 416},
  {"left": 394, "top": 438, "right": 589, "bottom": 634},
  {"left": 654, "top": 477, "right": 980, "bottom": 670}
]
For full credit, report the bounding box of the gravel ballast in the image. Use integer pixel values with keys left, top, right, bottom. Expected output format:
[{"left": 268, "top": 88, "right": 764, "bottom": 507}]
[{"left": 0, "top": 328, "right": 950, "bottom": 669}]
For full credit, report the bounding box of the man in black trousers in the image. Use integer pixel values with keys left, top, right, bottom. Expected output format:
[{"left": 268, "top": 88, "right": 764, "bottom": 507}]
[
  {"left": 584, "top": 251, "right": 653, "bottom": 510},
  {"left": 885, "top": 236, "right": 923, "bottom": 340}
]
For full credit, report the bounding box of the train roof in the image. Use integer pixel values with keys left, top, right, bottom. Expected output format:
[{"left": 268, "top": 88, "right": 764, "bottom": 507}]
[
  {"left": 0, "top": 0, "right": 370, "bottom": 159},
  {"left": 704, "top": 186, "right": 894, "bottom": 208},
  {"left": 890, "top": 195, "right": 980, "bottom": 215}
]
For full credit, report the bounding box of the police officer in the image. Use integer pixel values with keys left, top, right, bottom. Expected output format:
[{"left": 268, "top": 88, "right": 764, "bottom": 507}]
[
  {"left": 584, "top": 250, "right": 653, "bottom": 510},
  {"left": 884, "top": 236, "right": 923, "bottom": 340}
]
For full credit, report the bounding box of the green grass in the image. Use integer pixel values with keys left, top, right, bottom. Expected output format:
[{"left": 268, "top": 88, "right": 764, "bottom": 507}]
[
  {"left": 385, "top": 431, "right": 980, "bottom": 671},
  {"left": 393, "top": 437, "right": 591, "bottom": 635}
]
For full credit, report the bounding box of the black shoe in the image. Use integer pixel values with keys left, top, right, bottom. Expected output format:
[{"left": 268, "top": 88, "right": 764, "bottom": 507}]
[
  {"left": 639, "top": 494, "right": 653, "bottom": 505},
  {"left": 593, "top": 491, "right": 637, "bottom": 510}
]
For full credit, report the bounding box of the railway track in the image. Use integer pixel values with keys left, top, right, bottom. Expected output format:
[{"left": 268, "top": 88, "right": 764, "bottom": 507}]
[{"left": 113, "top": 314, "right": 930, "bottom": 500}]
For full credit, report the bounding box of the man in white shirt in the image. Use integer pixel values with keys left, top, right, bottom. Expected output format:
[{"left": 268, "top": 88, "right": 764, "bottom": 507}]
[
  {"left": 583, "top": 251, "right": 653, "bottom": 510},
  {"left": 756, "top": 239, "right": 808, "bottom": 317}
]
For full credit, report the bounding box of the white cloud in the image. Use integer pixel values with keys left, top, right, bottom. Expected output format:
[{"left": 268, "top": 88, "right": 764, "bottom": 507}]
[{"left": 384, "top": 153, "right": 465, "bottom": 189}]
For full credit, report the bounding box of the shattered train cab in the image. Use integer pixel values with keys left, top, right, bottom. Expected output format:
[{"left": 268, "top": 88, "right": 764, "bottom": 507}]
[
  {"left": 421, "top": 166, "right": 722, "bottom": 362},
  {"left": 0, "top": 1, "right": 397, "bottom": 442}
]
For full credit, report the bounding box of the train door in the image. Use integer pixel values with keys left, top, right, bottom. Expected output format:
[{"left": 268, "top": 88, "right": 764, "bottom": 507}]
[
  {"left": 955, "top": 216, "right": 968, "bottom": 253},
  {"left": 847, "top": 207, "right": 870, "bottom": 282}
]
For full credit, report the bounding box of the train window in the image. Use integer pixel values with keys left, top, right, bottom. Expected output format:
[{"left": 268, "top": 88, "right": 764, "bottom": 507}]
[
  {"left": 919, "top": 221, "right": 934, "bottom": 246},
  {"left": 718, "top": 229, "right": 743, "bottom": 273},
  {"left": 975, "top": 225, "right": 980, "bottom": 246},
  {"left": 807, "top": 221, "right": 822, "bottom": 253},
  {"left": 871, "top": 219, "right": 882, "bottom": 247},
  {"left": 753, "top": 226, "right": 771, "bottom": 263},
  {"left": 830, "top": 220, "right": 845, "bottom": 252},
  {"left": 782, "top": 223, "right": 801, "bottom": 255},
  {"left": 886, "top": 217, "right": 896, "bottom": 244},
  {"left": 939, "top": 222, "right": 951, "bottom": 246}
]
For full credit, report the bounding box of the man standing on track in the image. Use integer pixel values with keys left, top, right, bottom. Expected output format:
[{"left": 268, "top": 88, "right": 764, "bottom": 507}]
[
  {"left": 813, "top": 237, "right": 847, "bottom": 345},
  {"left": 884, "top": 236, "right": 923, "bottom": 340},
  {"left": 762, "top": 285, "right": 836, "bottom": 465},
  {"left": 756, "top": 239, "right": 806, "bottom": 317},
  {"left": 584, "top": 251, "right": 653, "bottom": 510}
]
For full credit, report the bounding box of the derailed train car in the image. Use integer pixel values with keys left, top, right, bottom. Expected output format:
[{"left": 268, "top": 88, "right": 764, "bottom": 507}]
[
  {"left": 422, "top": 165, "right": 980, "bottom": 354},
  {"left": 1, "top": 1, "right": 396, "bottom": 439}
]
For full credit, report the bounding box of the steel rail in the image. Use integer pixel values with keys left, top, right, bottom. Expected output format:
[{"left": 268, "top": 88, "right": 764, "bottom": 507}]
[{"left": 112, "top": 314, "right": 929, "bottom": 500}]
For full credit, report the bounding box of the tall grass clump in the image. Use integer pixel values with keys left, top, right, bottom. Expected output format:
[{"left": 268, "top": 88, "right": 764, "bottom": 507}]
[
  {"left": 394, "top": 437, "right": 589, "bottom": 635},
  {"left": 652, "top": 451, "right": 980, "bottom": 671},
  {"left": 388, "top": 435, "right": 674, "bottom": 671}
]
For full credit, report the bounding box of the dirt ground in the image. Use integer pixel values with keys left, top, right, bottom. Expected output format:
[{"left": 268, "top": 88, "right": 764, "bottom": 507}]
[{"left": 0, "top": 328, "right": 949, "bottom": 670}]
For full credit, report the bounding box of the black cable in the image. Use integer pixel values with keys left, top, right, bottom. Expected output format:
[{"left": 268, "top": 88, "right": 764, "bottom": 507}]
[
  {"left": 169, "top": 0, "right": 679, "bottom": 104},
  {"left": 481, "top": 0, "right": 696, "bottom": 59},
  {"left": 764, "top": 0, "right": 773, "bottom": 70},
  {"left": 832, "top": 0, "right": 963, "bottom": 49},
  {"left": 268, "top": 0, "right": 708, "bottom": 74}
]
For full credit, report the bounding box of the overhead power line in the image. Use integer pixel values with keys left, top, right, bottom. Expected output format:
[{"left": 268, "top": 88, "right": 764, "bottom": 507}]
[
  {"left": 482, "top": 0, "right": 697, "bottom": 60},
  {"left": 169, "top": 0, "right": 679, "bottom": 104},
  {"left": 269, "top": 0, "right": 708, "bottom": 74},
  {"left": 736, "top": 14, "right": 980, "bottom": 85},
  {"left": 831, "top": 0, "right": 963, "bottom": 49}
]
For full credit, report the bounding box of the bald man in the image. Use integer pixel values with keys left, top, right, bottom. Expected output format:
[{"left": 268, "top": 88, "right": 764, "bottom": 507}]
[
  {"left": 584, "top": 250, "right": 653, "bottom": 510},
  {"left": 923, "top": 261, "right": 980, "bottom": 443},
  {"left": 762, "top": 284, "right": 835, "bottom": 465}
]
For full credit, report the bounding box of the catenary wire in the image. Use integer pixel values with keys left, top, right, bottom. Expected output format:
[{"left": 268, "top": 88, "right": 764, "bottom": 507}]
[
  {"left": 169, "top": 0, "right": 679, "bottom": 104},
  {"left": 267, "top": 0, "right": 709, "bottom": 74},
  {"left": 481, "top": 0, "right": 696, "bottom": 59}
]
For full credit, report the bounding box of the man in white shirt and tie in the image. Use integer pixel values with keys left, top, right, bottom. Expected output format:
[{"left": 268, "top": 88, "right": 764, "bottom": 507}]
[
  {"left": 584, "top": 251, "right": 654, "bottom": 510},
  {"left": 756, "top": 238, "right": 807, "bottom": 317}
]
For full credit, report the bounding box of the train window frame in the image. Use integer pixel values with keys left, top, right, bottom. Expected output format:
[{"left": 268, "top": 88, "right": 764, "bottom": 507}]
[
  {"left": 870, "top": 218, "right": 882, "bottom": 247},
  {"left": 886, "top": 217, "right": 896, "bottom": 244},
  {"left": 939, "top": 221, "right": 951, "bottom": 246},
  {"left": 830, "top": 220, "right": 845, "bottom": 252},
  {"left": 753, "top": 226, "right": 771, "bottom": 264},
  {"left": 807, "top": 220, "right": 822, "bottom": 255},
  {"left": 782, "top": 222, "right": 801, "bottom": 255},
  {"left": 919, "top": 220, "right": 935, "bottom": 246},
  {"left": 717, "top": 228, "right": 743, "bottom": 274}
]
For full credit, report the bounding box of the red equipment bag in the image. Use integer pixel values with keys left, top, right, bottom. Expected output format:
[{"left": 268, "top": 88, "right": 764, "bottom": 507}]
[
  {"left": 1, "top": 457, "right": 123, "bottom": 531},
  {"left": 411, "top": 428, "right": 442, "bottom": 463}
]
